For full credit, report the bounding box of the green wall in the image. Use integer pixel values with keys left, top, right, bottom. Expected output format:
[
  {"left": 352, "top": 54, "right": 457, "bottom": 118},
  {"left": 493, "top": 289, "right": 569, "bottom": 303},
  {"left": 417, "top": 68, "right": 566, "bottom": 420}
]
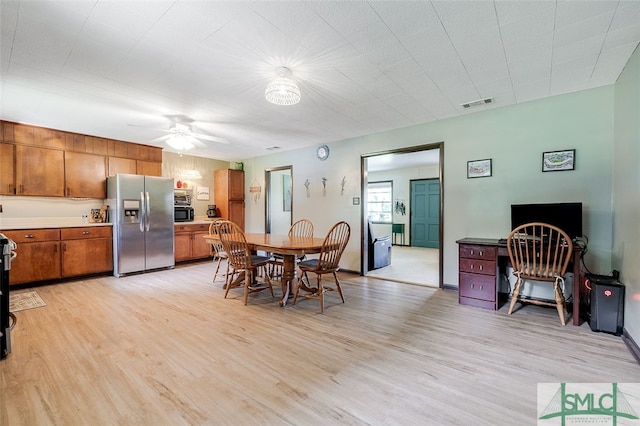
[{"left": 244, "top": 85, "right": 616, "bottom": 288}]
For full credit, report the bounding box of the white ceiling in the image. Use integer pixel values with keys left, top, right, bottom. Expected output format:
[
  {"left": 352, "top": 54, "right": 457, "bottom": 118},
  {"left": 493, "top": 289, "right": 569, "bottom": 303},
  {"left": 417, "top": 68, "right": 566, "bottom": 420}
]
[{"left": 1, "top": 1, "right": 639, "bottom": 161}]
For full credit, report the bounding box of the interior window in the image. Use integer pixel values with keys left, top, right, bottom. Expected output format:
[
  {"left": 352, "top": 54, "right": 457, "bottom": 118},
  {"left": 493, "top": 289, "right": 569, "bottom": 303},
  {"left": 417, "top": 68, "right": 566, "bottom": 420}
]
[{"left": 367, "top": 181, "right": 393, "bottom": 223}]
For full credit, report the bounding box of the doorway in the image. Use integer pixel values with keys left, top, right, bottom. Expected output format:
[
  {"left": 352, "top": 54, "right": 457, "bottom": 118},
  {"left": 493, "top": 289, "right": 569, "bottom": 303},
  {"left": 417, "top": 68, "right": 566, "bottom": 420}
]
[
  {"left": 265, "top": 166, "right": 292, "bottom": 234},
  {"left": 361, "top": 143, "right": 443, "bottom": 288}
]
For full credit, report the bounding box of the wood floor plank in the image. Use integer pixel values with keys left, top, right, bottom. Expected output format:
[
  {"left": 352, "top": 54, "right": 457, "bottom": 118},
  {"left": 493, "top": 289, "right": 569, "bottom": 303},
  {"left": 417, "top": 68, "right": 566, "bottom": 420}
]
[{"left": 1, "top": 261, "right": 638, "bottom": 425}]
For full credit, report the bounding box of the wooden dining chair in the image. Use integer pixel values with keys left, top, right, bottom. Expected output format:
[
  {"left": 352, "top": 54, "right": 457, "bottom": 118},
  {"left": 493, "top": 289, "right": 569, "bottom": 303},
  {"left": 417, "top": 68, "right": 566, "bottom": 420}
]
[
  {"left": 208, "top": 220, "right": 229, "bottom": 285},
  {"left": 293, "top": 221, "right": 350, "bottom": 313},
  {"left": 217, "top": 220, "right": 274, "bottom": 305},
  {"left": 506, "top": 222, "right": 573, "bottom": 325},
  {"left": 269, "top": 218, "right": 314, "bottom": 278}
]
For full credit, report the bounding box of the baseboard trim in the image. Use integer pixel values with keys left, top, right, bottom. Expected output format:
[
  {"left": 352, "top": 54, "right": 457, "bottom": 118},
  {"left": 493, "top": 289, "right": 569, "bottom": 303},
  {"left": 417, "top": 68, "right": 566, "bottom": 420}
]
[
  {"left": 622, "top": 329, "right": 640, "bottom": 365},
  {"left": 442, "top": 283, "right": 457, "bottom": 291}
]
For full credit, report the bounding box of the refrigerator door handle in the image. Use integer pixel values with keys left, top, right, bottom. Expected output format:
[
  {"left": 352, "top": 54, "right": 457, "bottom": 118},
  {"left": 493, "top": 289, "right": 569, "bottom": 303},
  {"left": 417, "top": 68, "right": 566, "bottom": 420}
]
[
  {"left": 145, "top": 191, "right": 151, "bottom": 232},
  {"left": 140, "top": 192, "right": 145, "bottom": 233}
]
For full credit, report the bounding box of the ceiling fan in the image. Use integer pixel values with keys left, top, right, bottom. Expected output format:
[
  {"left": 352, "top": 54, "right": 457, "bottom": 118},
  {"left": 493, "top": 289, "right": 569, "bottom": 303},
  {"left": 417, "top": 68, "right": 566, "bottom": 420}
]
[{"left": 130, "top": 117, "right": 229, "bottom": 151}]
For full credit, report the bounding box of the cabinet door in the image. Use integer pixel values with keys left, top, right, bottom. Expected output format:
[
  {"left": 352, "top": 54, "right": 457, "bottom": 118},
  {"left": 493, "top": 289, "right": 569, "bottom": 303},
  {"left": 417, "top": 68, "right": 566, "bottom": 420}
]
[
  {"left": 191, "top": 231, "right": 213, "bottom": 259},
  {"left": 229, "top": 200, "right": 245, "bottom": 231},
  {"left": 228, "top": 169, "right": 244, "bottom": 199},
  {"left": 65, "top": 152, "right": 107, "bottom": 198},
  {"left": 108, "top": 157, "right": 137, "bottom": 176},
  {"left": 10, "top": 241, "right": 61, "bottom": 285},
  {"left": 62, "top": 238, "right": 113, "bottom": 277},
  {"left": 15, "top": 145, "right": 65, "bottom": 196},
  {"left": 0, "top": 143, "right": 15, "bottom": 195},
  {"left": 137, "top": 160, "right": 162, "bottom": 177},
  {"left": 174, "top": 232, "right": 192, "bottom": 261}
]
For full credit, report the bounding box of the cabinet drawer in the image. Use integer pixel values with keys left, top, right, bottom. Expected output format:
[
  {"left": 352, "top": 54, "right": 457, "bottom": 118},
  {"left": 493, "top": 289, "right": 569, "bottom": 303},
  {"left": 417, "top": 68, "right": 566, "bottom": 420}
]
[
  {"left": 459, "top": 272, "right": 496, "bottom": 301},
  {"left": 175, "top": 223, "right": 209, "bottom": 233},
  {"left": 459, "top": 258, "right": 496, "bottom": 276},
  {"left": 459, "top": 244, "right": 496, "bottom": 260},
  {"left": 3, "top": 228, "right": 60, "bottom": 243},
  {"left": 61, "top": 226, "right": 112, "bottom": 240}
]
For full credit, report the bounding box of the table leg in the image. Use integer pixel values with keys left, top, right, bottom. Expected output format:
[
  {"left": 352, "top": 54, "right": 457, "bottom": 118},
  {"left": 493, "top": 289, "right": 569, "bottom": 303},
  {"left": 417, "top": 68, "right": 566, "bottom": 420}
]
[{"left": 279, "top": 255, "right": 296, "bottom": 306}]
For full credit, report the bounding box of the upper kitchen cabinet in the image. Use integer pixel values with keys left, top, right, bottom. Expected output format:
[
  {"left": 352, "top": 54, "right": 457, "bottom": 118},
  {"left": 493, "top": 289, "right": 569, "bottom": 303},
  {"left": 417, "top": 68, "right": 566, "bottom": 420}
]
[
  {"left": 137, "top": 160, "right": 162, "bottom": 177},
  {"left": 0, "top": 143, "right": 15, "bottom": 195},
  {"left": 65, "top": 151, "right": 107, "bottom": 198},
  {"left": 214, "top": 169, "right": 245, "bottom": 230},
  {"left": 108, "top": 157, "right": 137, "bottom": 176},
  {"left": 15, "top": 145, "right": 65, "bottom": 196}
]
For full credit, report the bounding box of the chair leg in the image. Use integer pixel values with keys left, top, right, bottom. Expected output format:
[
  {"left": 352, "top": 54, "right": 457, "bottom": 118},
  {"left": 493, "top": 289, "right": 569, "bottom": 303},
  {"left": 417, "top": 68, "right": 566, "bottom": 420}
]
[
  {"left": 318, "top": 274, "right": 324, "bottom": 313},
  {"left": 333, "top": 271, "right": 345, "bottom": 303},
  {"left": 292, "top": 274, "right": 303, "bottom": 305},
  {"left": 213, "top": 257, "right": 222, "bottom": 282},
  {"left": 508, "top": 277, "right": 523, "bottom": 315},
  {"left": 554, "top": 280, "right": 567, "bottom": 325}
]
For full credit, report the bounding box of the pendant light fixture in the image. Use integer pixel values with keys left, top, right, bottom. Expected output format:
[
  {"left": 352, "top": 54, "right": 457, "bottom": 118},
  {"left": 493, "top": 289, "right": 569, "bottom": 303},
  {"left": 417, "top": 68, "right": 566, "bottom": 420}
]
[{"left": 265, "top": 66, "right": 301, "bottom": 106}]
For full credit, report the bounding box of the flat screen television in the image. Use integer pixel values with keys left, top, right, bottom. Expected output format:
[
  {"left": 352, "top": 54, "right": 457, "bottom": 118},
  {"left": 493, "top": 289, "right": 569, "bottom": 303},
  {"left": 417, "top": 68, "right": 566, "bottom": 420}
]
[{"left": 510, "top": 202, "right": 582, "bottom": 240}]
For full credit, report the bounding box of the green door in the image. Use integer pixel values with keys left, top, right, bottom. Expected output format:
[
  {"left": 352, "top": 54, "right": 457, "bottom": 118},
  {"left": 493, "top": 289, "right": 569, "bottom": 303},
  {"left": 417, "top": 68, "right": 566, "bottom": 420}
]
[{"left": 410, "top": 179, "right": 440, "bottom": 248}]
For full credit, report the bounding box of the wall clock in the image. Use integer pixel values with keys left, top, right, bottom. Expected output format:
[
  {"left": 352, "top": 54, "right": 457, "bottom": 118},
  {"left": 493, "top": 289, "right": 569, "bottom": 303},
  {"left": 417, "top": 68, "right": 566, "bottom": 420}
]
[{"left": 316, "top": 145, "right": 330, "bottom": 161}]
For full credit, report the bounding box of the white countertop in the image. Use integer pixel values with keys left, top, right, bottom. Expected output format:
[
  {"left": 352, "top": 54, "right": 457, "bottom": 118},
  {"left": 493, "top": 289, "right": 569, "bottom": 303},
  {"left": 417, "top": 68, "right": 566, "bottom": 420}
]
[
  {"left": 0, "top": 217, "right": 215, "bottom": 230},
  {"left": 0, "top": 217, "right": 112, "bottom": 230}
]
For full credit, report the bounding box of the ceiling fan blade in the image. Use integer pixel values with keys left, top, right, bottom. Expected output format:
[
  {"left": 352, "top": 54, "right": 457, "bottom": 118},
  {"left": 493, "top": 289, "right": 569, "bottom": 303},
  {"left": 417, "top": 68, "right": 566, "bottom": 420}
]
[
  {"left": 127, "top": 124, "right": 173, "bottom": 133},
  {"left": 149, "top": 135, "right": 171, "bottom": 144},
  {"left": 191, "top": 132, "right": 229, "bottom": 144}
]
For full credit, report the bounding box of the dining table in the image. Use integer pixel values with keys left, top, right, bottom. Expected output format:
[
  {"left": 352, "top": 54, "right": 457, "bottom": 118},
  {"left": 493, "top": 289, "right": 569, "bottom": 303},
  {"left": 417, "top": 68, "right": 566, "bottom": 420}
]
[{"left": 202, "top": 233, "right": 326, "bottom": 306}]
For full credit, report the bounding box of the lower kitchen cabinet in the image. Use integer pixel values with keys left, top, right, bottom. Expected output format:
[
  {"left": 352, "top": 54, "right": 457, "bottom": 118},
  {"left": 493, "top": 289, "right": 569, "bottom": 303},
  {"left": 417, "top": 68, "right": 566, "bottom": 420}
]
[
  {"left": 3, "top": 226, "right": 113, "bottom": 285},
  {"left": 175, "top": 223, "right": 212, "bottom": 262},
  {"left": 3, "top": 229, "right": 61, "bottom": 285},
  {"left": 61, "top": 227, "right": 113, "bottom": 277}
]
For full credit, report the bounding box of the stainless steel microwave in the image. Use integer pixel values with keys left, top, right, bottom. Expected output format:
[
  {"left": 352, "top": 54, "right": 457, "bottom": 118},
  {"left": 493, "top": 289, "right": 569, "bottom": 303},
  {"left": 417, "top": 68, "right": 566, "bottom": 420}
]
[{"left": 174, "top": 206, "right": 194, "bottom": 222}]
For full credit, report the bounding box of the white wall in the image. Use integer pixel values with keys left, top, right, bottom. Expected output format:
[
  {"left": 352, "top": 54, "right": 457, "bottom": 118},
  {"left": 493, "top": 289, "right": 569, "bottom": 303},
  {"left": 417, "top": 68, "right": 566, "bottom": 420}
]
[
  {"left": 243, "top": 85, "right": 616, "bottom": 285},
  {"left": 612, "top": 45, "right": 640, "bottom": 344}
]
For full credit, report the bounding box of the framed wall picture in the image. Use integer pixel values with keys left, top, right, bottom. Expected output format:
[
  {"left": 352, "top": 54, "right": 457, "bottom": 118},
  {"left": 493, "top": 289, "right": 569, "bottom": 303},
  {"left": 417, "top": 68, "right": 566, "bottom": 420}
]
[
  {"left": 467, "top": 159, "right": 492, "bottom": 178},
  {"left": 196, "top": 186, "right": 210, "bottom": 200},
  {"left": 542, "top": 149, "right": 575, "bottom": 172}
]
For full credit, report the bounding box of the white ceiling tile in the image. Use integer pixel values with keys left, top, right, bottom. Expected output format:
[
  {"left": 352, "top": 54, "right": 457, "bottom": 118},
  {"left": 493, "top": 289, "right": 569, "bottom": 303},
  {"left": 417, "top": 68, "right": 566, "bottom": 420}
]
[
  {"left": 603, "top": 25, "right": 640, "bottom": 50},
  {"left": 553, "top": 34, "right": 606, "bottom": 64},
  {"left": 591, "top": 40, "right": 640, "bottom": 85},
  {"left": 554, "top": 11, "right": 615, "bottom": 48},
  {"left": 555, "top": 0, "right": 618, "bottom": 28},
  {"left": 307, "top": 1, "right": 380, "bottom": 37},
  {"left": 513, "top": 78, "right": 550, "bottom": 103},
  {"left": 499, "top": 6, "right": 556, "bottom": 40},
  {"left": 372, "top": 1, "right": 440, "bottom": 41},
  {"left": 609, "top": 1, "right": 640, "bottom": 31},
  {"left": 494, "top": 1, "right": 556, "bottom": 26},
  {"left": 64, "top": 38, "right": 126, "bottom": 78}
]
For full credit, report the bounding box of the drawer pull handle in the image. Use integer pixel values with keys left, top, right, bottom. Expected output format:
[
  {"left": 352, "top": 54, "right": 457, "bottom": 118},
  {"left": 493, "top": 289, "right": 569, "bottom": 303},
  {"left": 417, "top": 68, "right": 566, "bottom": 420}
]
[
  {"left": 479, "top": 265, "right": 483, "bottom": 271},
  {"left": 83, "top": 231, "right": 90, "bottom": 235},
  {"left": 470, "top": 284, "right": 474, "bottom": 289},
  {"left": 470, "top": 250, "right": 473, "bottom": 255},
  {"left": 25, "top": 234, "right": 35, "bottom": 239},
  {"left": 479, "top": 251, "right": 483, "bottom": 256},
  {"left": 479, "top": 285, "right": 483, "bottom": 290}
]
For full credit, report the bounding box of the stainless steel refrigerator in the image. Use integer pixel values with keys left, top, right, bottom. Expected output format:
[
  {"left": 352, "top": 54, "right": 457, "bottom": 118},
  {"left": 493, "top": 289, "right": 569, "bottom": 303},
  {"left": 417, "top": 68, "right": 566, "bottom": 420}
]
[{"left": 107, "top": 174, "right": 175, "bottom": 277}]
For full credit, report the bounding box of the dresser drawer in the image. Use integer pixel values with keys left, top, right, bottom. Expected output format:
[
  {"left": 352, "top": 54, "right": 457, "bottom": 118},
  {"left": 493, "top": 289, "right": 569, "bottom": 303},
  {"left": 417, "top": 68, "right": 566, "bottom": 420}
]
[
  {"left": 459, "top": 272, "right": 496, "bottom": 301},
  {"left": 459, "top": 258, "right": 496, "bottom": 276},
  {"left": 459, "top": 244, "right": 496, "bottom": 260},
  {"left": 3, "top": 228, "right": 60, "bottom": 243},
  {"left": 175, "top": 223, "right": 209, "bottom": 233}
]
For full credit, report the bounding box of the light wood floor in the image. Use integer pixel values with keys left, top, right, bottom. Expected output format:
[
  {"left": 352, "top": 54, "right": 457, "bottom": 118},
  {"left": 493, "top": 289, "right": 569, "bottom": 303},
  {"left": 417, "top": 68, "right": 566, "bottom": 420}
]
[
  {"left": 366, "top": 245, "right": 439, "bottom": 286},
  {"left": 2, "top": 261, "right": 638, "bottom": 425}
]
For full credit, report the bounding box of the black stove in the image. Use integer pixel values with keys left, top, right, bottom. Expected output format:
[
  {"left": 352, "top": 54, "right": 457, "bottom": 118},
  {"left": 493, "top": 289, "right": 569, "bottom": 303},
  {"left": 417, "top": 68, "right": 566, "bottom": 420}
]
[{"left": 1, "top": 233, "right": 17, "bottom": 359}]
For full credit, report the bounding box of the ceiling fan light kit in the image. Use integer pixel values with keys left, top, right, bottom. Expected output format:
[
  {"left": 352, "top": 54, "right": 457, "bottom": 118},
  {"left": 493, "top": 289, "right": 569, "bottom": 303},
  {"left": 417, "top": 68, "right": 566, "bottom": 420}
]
[
  {"left": 265, "top": 66, "right": 301, "bottom": 106},
  {"left": 166, "top": 134, "right": 195, "bottom": 151}
]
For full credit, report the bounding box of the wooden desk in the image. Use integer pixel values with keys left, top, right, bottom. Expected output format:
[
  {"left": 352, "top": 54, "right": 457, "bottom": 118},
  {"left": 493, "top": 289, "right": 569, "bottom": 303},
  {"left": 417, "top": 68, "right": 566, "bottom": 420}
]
[
  {"left": 456, "top": 238, "right": 584, "bottom": 326},
  {"left": 203, "top": 233, "right": 325, "bottom": 306}
]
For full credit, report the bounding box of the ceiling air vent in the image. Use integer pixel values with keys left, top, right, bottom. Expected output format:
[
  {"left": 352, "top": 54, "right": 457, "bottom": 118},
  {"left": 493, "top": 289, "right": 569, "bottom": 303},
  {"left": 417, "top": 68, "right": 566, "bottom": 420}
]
[
  {"left": 266, "top": 146, "right": 281, "bottom": 150},
  {"left": 461, "top": 97, "right": 493, "bottom": 109}
]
